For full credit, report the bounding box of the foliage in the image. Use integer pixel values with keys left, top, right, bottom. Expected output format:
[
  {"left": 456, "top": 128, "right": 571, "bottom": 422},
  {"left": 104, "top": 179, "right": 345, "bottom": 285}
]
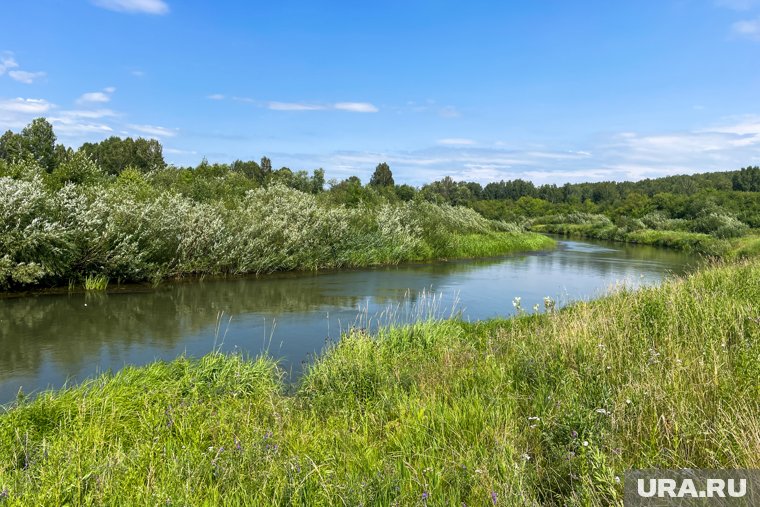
[
  {"left": 369, "top": 162, "right": 394, "bottom": 187},
  {"left": 0, "top": 173, "right": 552, "bottom": 290},
  {"left": 79, "top": 136, "right": 165, "bottom": 175}
]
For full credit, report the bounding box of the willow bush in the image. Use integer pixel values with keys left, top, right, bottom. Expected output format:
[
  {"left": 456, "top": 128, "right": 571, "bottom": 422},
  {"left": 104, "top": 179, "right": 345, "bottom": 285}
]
[{"left": 0, "top": 161, "right": 551, "bottom": 290}]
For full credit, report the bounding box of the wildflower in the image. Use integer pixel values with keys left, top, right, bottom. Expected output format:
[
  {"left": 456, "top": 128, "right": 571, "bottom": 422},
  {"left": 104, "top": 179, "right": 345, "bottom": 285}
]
[
  {"left": 512, "top": 297, "right": 521, "bottom": 308},
  {"left": 422, "top": 491, "right": 429, "bottom": 502},
  {"left": 527, "top": 416, "right": 540, "bottom": 421},
  {"left": 491, "top": 491, "right": 498, "bottom": 504},
  {"left": 626, "top": 399, "right": 632, "bottom": 405},
  {"left": 615, "top": 476, "right": 621, "bottom": 483},
  {"left": 521, "top": 453, "right": 531, "bottom": 461},
  {"left": 532, "top": 304, "right": 539, "bottom": 313},
  {"left": 595, "top": 408, "right": 609, "bottom": 415},
  {"left": 0, "top": 489, "right": 8, "bottom": 499},
  {"left": 570, "top": 430, "right": 578, "bottom": 439},
  {"left": 582, "top": 441, "right": 589, "bottom": 447}
]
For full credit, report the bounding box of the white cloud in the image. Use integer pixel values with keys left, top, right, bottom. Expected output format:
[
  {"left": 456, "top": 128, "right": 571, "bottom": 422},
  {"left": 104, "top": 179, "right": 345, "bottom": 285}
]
[
  {"left": 0, "top": 98, "right": 56, "bottom": 131},
  {"left": 91, "top": 0, "right": 169, "bottom": 15},
  {"left": 333, "top": 102, "right": 378, "bottom": 113},
  {"left": 232, "top": 96, "right": 256, "bottom": 104},
  {"left": 77, "top": 88, "right": 116, "bottom": 104},
  {"left": 732, "top": 18, "right": 760, "bottom": 40},
  {"left": 164, "top": 147, "right": 198, "bottom": 155},
  {"left": 0, "top": 53, "right": 19, "bottom": 75},
  {"left": 0, "top": 52, "right": 45, "bottom": 84},
  {"left": 268, "top": 101, "right": 326, "bottom": 111},
  {"left": 58, "top": 109, "right": 118, "bottom": 120},
  {"left": 437, "top": 138, "right": 476, "bottom": 146},
  {"left": 207, "top": 94, "right": 225, "bottom": 100},
  {"left": 0, "top": 98, "right": 54, "bottom": 114},
  {"left": 8, "top": 70, "right": 46, "bottom": 84},
  {"left": 49, "top": 118, "right": 114, "bottom": 136},
  {"left": 127, "top": 123, "right": 178, "bottom": 138},
  {"left": 131, "top": 70, "right": 145, "bottom": 77}
]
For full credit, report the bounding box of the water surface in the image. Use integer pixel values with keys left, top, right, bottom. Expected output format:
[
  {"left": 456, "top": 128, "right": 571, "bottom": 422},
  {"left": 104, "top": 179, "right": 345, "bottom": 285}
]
[{"left": 0, "top": 238, "right": 697, "bottom": 403}]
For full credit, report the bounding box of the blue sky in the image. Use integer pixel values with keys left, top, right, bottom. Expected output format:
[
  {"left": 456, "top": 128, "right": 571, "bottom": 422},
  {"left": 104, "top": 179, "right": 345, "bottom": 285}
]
[{"left": 1, "top": 0, "right": 760, "bottom": 185}]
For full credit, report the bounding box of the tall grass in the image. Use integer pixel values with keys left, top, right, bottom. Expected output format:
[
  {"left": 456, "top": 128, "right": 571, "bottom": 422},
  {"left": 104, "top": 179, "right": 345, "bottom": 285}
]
[
  {"left": 82, "top": 274, "right": 108, "bottom": 291},
  {"left": 1, "top": 259, "right": 757, "bottom": 505}
]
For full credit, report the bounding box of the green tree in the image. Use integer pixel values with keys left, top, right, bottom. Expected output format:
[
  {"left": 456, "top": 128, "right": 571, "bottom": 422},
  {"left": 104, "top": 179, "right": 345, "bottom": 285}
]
[
  {"left": 21, "top": 118, "right": 57, "bottom": 172},
  {"left": 369, "top": 162, "right": 394, "bottom": 187},
  {"left": 80, "top": 136, "right": 165, "bottom": 175},
  {"left": 0, "top": 130, "right": 26, "bottom": 162},
  {"left": 260, "top": 156, "right": 272, "bottom": 178}
]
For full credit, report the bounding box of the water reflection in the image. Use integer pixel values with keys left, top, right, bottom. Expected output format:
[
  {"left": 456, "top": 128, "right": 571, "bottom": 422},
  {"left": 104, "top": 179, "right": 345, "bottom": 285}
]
[{"left": 0, "top": 238, "right": 697, "bottom": 402}]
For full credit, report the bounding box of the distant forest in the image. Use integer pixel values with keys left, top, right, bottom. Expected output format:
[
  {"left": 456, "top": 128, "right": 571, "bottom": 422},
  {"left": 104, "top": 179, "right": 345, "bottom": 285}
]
[{"left": 2, "top": 118, "right": 758, "bottom": 217}]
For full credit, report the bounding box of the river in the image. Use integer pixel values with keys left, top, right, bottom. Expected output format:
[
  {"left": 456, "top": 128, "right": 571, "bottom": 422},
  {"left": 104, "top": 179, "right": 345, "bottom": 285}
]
[{"left": 0, "top": 237, "right": 698, "bottom": 403}]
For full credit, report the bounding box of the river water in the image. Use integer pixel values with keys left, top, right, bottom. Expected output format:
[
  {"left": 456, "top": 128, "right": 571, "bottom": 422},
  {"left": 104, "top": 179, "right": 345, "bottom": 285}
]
[{"left": 0, "top": 237, "right": 697, "bottom": 403}]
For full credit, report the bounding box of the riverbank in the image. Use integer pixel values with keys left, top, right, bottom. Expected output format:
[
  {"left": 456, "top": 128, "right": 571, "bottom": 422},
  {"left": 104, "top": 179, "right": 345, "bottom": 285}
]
[
  {"left": 1, "top": 259, "right": 757, "bottom": 505},
  {"left": 531, "top": 223, "right": 760, "bottom": 259}
]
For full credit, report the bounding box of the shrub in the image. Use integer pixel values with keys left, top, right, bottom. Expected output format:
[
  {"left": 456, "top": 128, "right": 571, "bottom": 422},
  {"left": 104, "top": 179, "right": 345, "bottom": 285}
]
[{"left": 692, "top": 211, "right": 749, "bottom": 239}]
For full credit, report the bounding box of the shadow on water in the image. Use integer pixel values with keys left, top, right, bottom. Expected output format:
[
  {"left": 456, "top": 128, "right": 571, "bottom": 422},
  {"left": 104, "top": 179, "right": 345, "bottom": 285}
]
[{"left": 0, "top": 237, "right": 698, "bottom": 403}]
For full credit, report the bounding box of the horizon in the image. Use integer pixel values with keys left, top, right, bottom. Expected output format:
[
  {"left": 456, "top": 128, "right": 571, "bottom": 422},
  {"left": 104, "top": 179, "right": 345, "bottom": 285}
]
[{"left": 2, "top": 1, "right": 760, "bottom": 186}]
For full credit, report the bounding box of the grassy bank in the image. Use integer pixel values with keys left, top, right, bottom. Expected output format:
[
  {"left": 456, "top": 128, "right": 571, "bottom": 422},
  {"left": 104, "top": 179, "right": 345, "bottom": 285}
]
[
  {"left": 531, "top": 222, "right": 760, "bottom": 259},
  {"left": 1, "top": 260, "right": 758, "bottom": 505}
]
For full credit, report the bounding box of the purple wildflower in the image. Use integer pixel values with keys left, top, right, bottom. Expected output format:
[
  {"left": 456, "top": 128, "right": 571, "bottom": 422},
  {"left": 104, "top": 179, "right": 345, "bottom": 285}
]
[
  {"left": 491, "top": 491, "right": 498, "bottom": 505},
  {"left": 570, "top": 430, "right": 578, "bottom": 439},
  {"left": 422, "top": 491, "right": 429, "bottom": 501}
]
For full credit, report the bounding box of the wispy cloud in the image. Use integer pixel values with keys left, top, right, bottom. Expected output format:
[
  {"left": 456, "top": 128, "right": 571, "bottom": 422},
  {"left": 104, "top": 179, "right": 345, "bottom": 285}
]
[
  {"left": 731, "top": 18, "right": 760, "bottom": 40},
  {"left": 0, "top": 98, "right": 54, "bottom": 114},
  {"left": 127, "top": 123, "right": 178, "bottom": 138},
  {"left": 0, "top": 98, "right": 56, "bottom": 131},
  {"left": 0, "top": 53, "right": 19, "bottom": 75},
  {"left": 0, "top": 52, "right": 45, "bottom": 84},
  {"left": 8, "top": 70, "right": 46, "bottom": 84},
  {"left": 437, "top": 138, "right": 476, "bottom": 146},
  {"left": 77, "top": 87, "right": 116, "bottom": 105},
  {"left": 333, "top": 102, "right": 378, "bottom": 113},
  {"left": 57, "top": 109, "right": 118, "bottom": 120},
  {"left": 213, "top": 96, "right": 379, "bottom": 113},
  {"left": 268, "top": 101, "right": 326, "bottom": 111},
  {"left": 91, "top": 0, "right": 169, "bottom": 15},
  {"left": 257, "top": 115, "right": 760, "bottom": 186}
]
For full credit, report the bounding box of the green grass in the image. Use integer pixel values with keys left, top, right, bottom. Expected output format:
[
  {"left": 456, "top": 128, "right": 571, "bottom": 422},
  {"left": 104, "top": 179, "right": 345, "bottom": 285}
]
[
  {"left": 82, "top": 274, "right": 109, "bottom": 291},
  {"left": 441, "top": 231, "right": 555, "bottom": 259},
  {"left": 531, "top": 223, "right": 741, "bottom": 257},
  {"left": 1, "top": 260, "right": 758, "bottom": 505}
]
